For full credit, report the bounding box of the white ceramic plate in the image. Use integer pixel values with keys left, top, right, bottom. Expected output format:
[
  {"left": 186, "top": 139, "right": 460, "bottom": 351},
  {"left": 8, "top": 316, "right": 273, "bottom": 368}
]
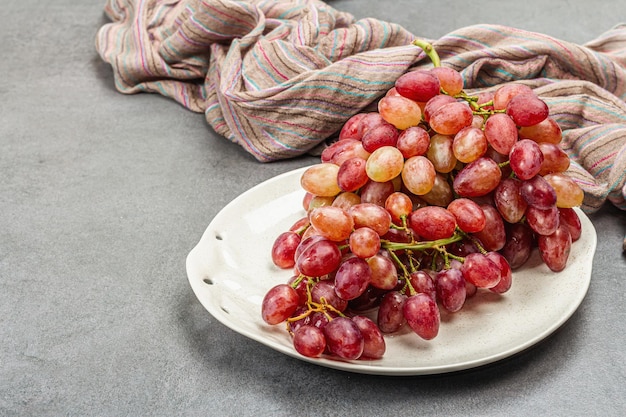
[{"left": 186, "top": 167, "right": 597, "bottom": 376}]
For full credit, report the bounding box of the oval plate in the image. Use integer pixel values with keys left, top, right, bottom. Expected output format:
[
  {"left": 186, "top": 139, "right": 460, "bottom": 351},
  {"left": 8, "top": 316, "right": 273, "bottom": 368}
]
[{"left": 186, "top": 167, "right": 597, "bottom": 376}]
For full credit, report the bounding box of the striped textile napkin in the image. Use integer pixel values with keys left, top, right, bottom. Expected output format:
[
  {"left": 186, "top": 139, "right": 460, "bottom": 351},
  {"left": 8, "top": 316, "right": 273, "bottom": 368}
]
[{"left": 95, "top": 0, "right": 626, "bottom": 215}]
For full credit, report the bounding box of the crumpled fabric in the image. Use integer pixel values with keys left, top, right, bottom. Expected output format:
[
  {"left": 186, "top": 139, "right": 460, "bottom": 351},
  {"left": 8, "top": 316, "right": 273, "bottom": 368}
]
[{"left": 96, "top": 0, "right": 626, "bottom": 213}]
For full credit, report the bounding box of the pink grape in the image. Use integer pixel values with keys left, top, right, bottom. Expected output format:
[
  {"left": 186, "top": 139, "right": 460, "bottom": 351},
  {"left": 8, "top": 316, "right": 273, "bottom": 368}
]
[
  {"left": 518, "top": 116, "right": 563, "bottom": 144},
  {"left": 435, "top": 268, "right": 467, "bottom": 312},
  {"left": 395, "top": 70, "right": 441, "bottom": 102},
  {"left": 377, "top": 291, "right": 407, "bottom": 333},
  {"left": 359, "top": 180, "right": 395, "bottom": 206},
  {"left": 538, "top": 142, "right": 570, "bottom": 175},
  {"left": 429, "top": 101, "right": 473, "bottom": 135},
  {"left": 309, "top": 206, "right": 354, "bottom": 242},
  {"left": 423, "top": 94, "right": 457, "bottom": 123},
  {"left": 493, "top": 83, "right": 534, "bottom": 110},
  {"left": 409, "top": 206, "right": 457, "bottom": 241},
  {"left": 396, "top": 126, "right": 430, "bottom": 158},
  {"left": 321, "top": 138, "right": 370, "bottom": 166},
  {"left": 421, "top": 173, "right": 453, "bottom": 207},
  {"left": 352, "top": 316, "right": 386, "bottom": 359},
  {"left": 559, "top": 207, "right": 582, "bottom": 242},
  {"left": 509, "top": 139, "right": 544, "bottom": 180},
  {"left": 543, "top": 172, "right": 584, "bottom": 208},
  {"left": 300, "top": 163, "right": 341, "bottom": 197},
  {"left": 359, "top": 112, "right": 388, "bottom": 136},
  {"left": 484, "top": 113, "right": 519, "bottom": 155},
  {"left": 430, "top": 66, "right": 464, "bottom": 95},
  {"left": 538, "top": 223, "right": 572, "bottom": 272},
  {"left": 261, "top": 284, "right": 300, "bottom": 325},
  {"left": 520, "top": 175, "right": 557, "bottom": 209},
  {"left": 461, "top": 252, "right": 501, "bottom": 289},
  {"left": 361, "top": 122, "right": 400, "bottom": 153},
  {"left": 337, "top": 157, "right": 369, "bottom": 192},
  {"left": 403, "top": 293, "right": 440, "bottom": 340},
  {"left": 367, "top": 254, "right": 399, "bottom": 290},
  {"left": 271, "top": 231, "right": 302, "bottom": 269},
  {"left": 348, "top": 203, "right": 392, "bottom": 236},
  {"left": 526, "top": 205, "right": 560, "bottom": 236},
  {"left": 338, "top": 113, "right": 366, "bottom": 140},
  {"left": 486, "top": 251, "right": 513, "bottom": 294},
  {"left": 453, "top": 126, "right": 488, "bottom": 163},
  {"left": 402, "top": 155, "right": 436, "bottom": 195},
  {"left": 366, "top": 146, "right": 404, "bottom": 182},
  {"left": 409, "top": 270, "right": 436, "bottom": 300},
  {"left": 506, "top": 93, "right": 549, "bottom": 127},
  {"left": 427, "top": 134, "right": 457, "bottom": 173},
  {"left": 323, "top": 317, "right": 364, "bottom": 360},
  {"left": 500, "top": 222, "right": 534, "bottom": 269},
  {"left": 453, "top": 157, "right": 502, "bottom": 197},
  {"left": 296, "top": 238, "right": 342, "bottom": 277},
  {"left": 494, "top": 177, "right": 528, "bottom": 223},
  {"left": 471, "top": 205, "right": 507, "bottom": 251},
  {"left": 334, "top": 257, "right": 372, "bottom": 300},
  {"left": 332, "top": 192, "right": 361, "bottom": 210},
  {"left": 385, "top": 192, "right": 414, "bottom": 224},
  {"left": 378, "top": 95, "right": 422, "bottom": 130},
  {"left": 447, "top": 198, "right": 486, "bottom": 233},
  {"left": 293, "top": 325, "right": 327, "bottom": 358},
  {"left": 349, "top": 227, "right": 381, "bottom": 258}
]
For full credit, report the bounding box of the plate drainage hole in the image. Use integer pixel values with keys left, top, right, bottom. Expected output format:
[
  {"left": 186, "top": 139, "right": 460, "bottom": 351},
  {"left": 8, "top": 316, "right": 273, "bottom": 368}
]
[
  {"left": 214, "top": 233, "right": 223, "bottom": 241},
  {"left": 203, "top": 277, "right": 214, "bottom": 285},
  {"left": 220, "top": 305, "right": 229, "bottom": 314}
]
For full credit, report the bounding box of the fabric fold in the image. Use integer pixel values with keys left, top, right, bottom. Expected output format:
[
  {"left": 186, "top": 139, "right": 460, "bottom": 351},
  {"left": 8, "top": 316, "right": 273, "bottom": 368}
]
[{"left": 96, "top": 0, "right": 626, "bottom": 213}]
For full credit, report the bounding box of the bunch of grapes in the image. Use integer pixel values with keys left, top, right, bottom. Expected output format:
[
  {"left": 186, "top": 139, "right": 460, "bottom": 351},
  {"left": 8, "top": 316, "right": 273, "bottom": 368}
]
[{"left": 261, "top": 40, "right": 584, "bottom": 361}]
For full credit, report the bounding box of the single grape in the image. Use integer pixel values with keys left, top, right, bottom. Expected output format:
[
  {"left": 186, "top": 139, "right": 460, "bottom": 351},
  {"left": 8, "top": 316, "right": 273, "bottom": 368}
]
[
  {"left": 409, "top": 206, "right": 457, "bottom": 240},
  {"left": 378, "top": 95, "right": 423, "bottom": 130},
  {"left": 323, "top": 317, "right": 364, "bottom": 360},
  {"left": 506, "top": 93, "right": 549, "bottom": 127},
  {"left": 429, "top": 102, "right": 473, "bottom": 136},
  {"left": 261, "top": 284, "right": 301, "bottom": 325},
  {"left": 334, "top": 257, "right": 372, "bottom": 301},
  {"left": 471, "top": 204, "right": 507, "bottom": 251},
  {"left": 409, "top": 270, "right": 436, "bottom": 300},
  {"left": 396, "top": 126, "right": 430, "bottom": 158},
  {"left": 359, "top": 179, "right": 395, "bottom": 207},
  {"left": 332, "top": 192, "right": 361, "bottom": 210},
  {"left": 538, "top": 142, "right": 570, "bottom": 175},
  {"left": 420, "top": 173, "right": 454, "bottom": 207},
  {"left": 520, "top": 175, "right": 557, "bottom": 209},
  {"left": 453, "top": 157, "right": 502, "bottom": 197},
  {"left": 435, "top": 268, "right": 467, "bottom": 312},
  {"left": 349, "top": 227, "right": 381, "bottom": 259},
  {"left": 486, "top": 252, "right": 513, "bottom": 294},
  {"left": 338, "top": 113, "right": 366, "bottom": 140},
  {"left": 543, "top": 172, "right": 584, "bottom": 208},
  {"left": 461, "top": 252, "right": 501, "bottom": 289},
  {"left": 300, "top": 163, "right": 341, "bottom": 197},
  {"left": 427, "top": 134, "right": 457, "bottom": 173},
  {"left": 309, "top": 206, "right": 354, "bottom": 242},
  {"left": 365, "top": 146, "right": 404, "bottom": 182},
  {"left": 447, "top": 198, "right": 486, "bottom": 233},
  {"left": 361, "top": 122, "right": 400, "bottom": 153},
  {"left": 423, "top": 94, "right": 457, "bottom": 123},
  {"left": 500, "top": 222, "right": 534, "bottom": 269},
  {"left": 385, "top": 192, "right": 413, "bottom": 224},
  {"left": 395, "top": 70, "right": 441, "bottom": 102},
  {"left": 348, "top": 203, "right": 393, "bottom": 236},
  {"left": 377, "top": 291, "right": 407, "bottom": 333},
  {"left": 402, "top": 155, "right": 436, "bottom": 195},
  {"left": 484, "top": 113, "right": 519, "bottom": 155},
  {"left": 271, "top": 231, "right": 302, "bottom": 269},
  {"left": 538, "top": 223, "right": 572, "bottom": 272},
  {"left": 352, "top": 316, "right": 386, "bottom": 359},
  {"left": 525, "top": 205, "right": 560, "bottom": 236},
  {"left": 367, "top": 254, "right": 399, "bottom": 290},
  {"left": 337, "top": 157, "right": 369, "bottom": 192},
  {"left": 287, "top": 304, "right": 311, "bottom": 333},
  {"left": 559, "top": 207, "right": 582, "bottom": 241},
  {"left": 403, "top": 293, "right": 440, "bottom": 340},
  {"left": 293, "top": 325, "right": 327, "bottom": 358},
  {"left": 296, "top": 238, "right": 342, "bottom": 277},
  {"left": 287, "top": 275, "right": 309, "bottom": 305},
  {"left": 430, "top": 66, "right": 464, "bottom": 95},
  {"left": 494, "top": 177, "right": 528, "bottom": 223},
  {"left": 518, "top": 116, "right": 563, "bottom": 144},
  {"left": 509, "top": 139, "right": 544, "bottom": 180},
  {"left": 321, "top": 138, "right": 370, "bottom": 166},
  {"left": 453, "top": 126, "right": 488, "bottom": 163},
  {"left": 493, "top": 83, "right": 534, "bottom": 110},
  {"left": 359, "top": 112, "right": 388, "bottom": 136}
]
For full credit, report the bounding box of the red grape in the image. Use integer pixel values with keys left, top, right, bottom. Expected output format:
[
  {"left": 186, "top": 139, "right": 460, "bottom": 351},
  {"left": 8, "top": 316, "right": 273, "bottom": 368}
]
[
  {"left": 261, "top": 284, "right": 300, "bottom": 325},
  {"left": 403, "top": 293, "right": 440, "bottom": 340}
]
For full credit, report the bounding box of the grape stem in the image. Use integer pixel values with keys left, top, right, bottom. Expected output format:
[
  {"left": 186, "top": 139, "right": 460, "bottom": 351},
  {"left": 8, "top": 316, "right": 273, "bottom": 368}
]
[
  {"left": 412, "top": 39, "right": 441, "bottom": 68},
  {"left": 381, "top": 233, "right": 463, "bottom": 252}
]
